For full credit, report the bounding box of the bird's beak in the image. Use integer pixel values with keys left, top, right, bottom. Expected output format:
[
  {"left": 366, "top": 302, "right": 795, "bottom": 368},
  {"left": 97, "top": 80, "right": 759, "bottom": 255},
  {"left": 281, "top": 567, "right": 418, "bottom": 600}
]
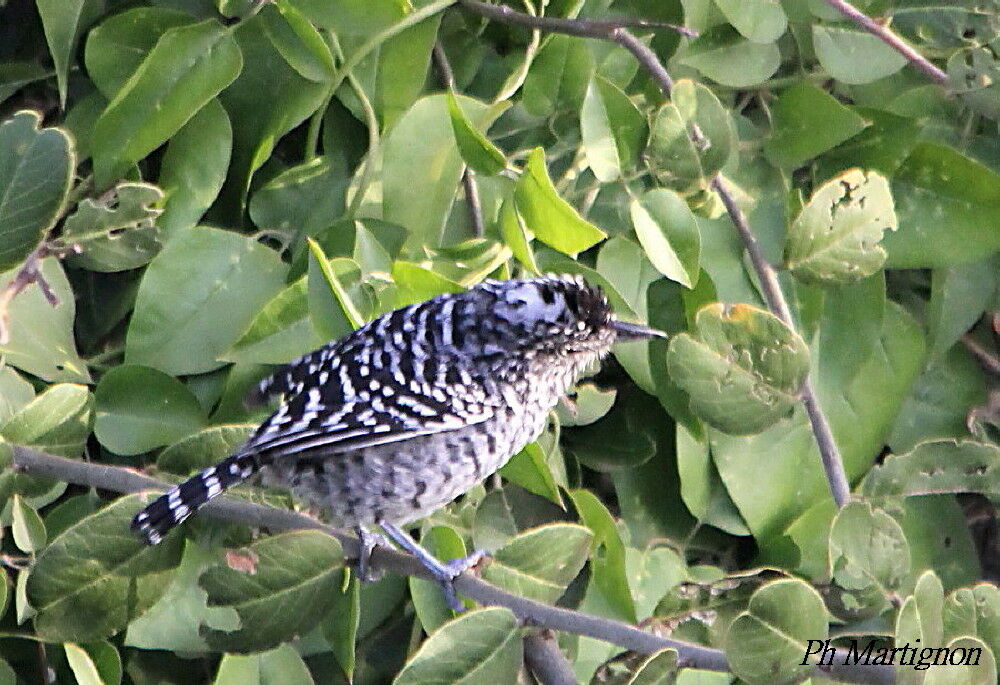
[{"left": 611, "top": 319, "right": 668, "bottom": 341}]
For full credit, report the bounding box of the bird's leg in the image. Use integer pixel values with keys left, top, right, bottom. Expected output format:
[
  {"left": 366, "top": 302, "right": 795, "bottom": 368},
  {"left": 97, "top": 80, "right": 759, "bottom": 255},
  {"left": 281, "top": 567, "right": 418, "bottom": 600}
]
[
  {"left": 355, "top": 526, "right": 390, "bottom": 582},
  {"left": 380, "top": 522, "right": 485, "bottom": 612}
]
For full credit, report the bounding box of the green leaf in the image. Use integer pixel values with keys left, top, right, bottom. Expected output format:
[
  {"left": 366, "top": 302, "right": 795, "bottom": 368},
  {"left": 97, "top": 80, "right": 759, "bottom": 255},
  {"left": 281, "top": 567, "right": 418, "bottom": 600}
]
[
  {"left": 1, "top": 383, "right": 92, "bottom": 458},
  {"left": 224, "top": 277, "right": 324, "bottom": 365},
  {"left": 715, "top": 0, "right": 786, "bottom": 43},
  {"left": 948, "top": 46, "right": 1000, "bottom": 120},
  {"left": 514, "top": 147, "right": 607, "bottom": 255},
  {"left": 666, "top": 303, "right": 810, "bottom": 434},
  {"left": 676, "top": 25, "right": 780, "bottom": 88},
  {"left": 925, "top": 636, "right": 997, "bottom": 685},
  {"left": 83, "top": 7, "right": 196, "bottom": 98},
  {"left": 124, "top": 542, "right": 240, "bottom": 653},
  {"left": 11, "top": 495, "right": 46, "bottom": 553},
  {"left": 157, "top": 424, "right": 256, "bottom": 475},
  {"left": 829, "top": 502, "right": 910, "bottom": 607},
  {"left": 27, "top": 494, "right": 183, "bottom": 642},
  {"left": 199, "top": 530, "right": 345, "bottom": 652},
  {"left": 624, "top": 649, "right": 679, "bottom": 685},
  {"left": 580, "top": 75, "right": 647, "bottom": 183},
  {"left": 94, "top": 365, "right": 205, "bottom": 456},
  {"left": 0, "top": 62, "right": 52, "bottom": 107},
  {"left": 763, "top": 83, "right": 869, "bottom": 169},
  {"left": 259, "top": 1, "right": 336, "bottom": 82},
  {"left": 498, "top": 201, "right": 540, "bottom": 274},
  {"left": 323, "top": 572, "right": 359, "bottom": 682},
  {"left": 498, "top": 442, "right": 562, "bottom": 505},
  {"left": 521, "top": 34, "right": 593, "bottom": 117},
  {"left": 60, "top": 182, "right": 164, "bottom": 273},
  {"left": 384, "top": 94, "right": 508, "bottom": 247},
  {"left": 92, "top": 19, "right": 243, "bottom": 186},
  {"left": 0, "top": 111, "right": 74, "bottom": 271},
  {"left": 0, "top": 367, "right": 33, "bottom": 426},
  {"left": 784, "top": 169, "right": 897, "bottom": 284},
  {"left": 249, "top": 156, "right": 349, "bottom": 245},
  {"left": 35, "top": 0, "right": 102, "bottom": 107},
  {"left": 446, "top": 91, "right": 507, "bottom": 176},
  {"left": 481, "top": 523, "right": 592, "bottom": 604},
  {"left": 392, "top": 261, "right": 464, "bottom": 307},
  {"left": 568, "top": 489, "right": 636, "bottom": 623},
  {"left": 158, "top": 98, "right": 233, "bottom": 239},
  {"left": 393, "top": 607, "right": 522, "bottom": 684},
  {"left": 926, "top": 257, "right": 998, "bottom": 363},
  {"left": 862, "top": 440, "right": 999, "bottom": 500},
  {"left": 555, "top": 382, "right": 616, "bottom": 427},
  {"left": 884, "top": 142, "right": 1000, "bottom": 267},
  {"left": 630, "top": 188, "right": 700, "bottom": 288},
  {"left": 307, "top": 241, "right": 365, "bottom": 338},
  {"left": 64, "top": 641, "right": 122, "bottom": 685},
  {"left": 888, "top": 346, "right": 986, "bottom": 453},
  {"left": 725, "top": 579, "right": 828, "bottom": 684},
  {"left": 812, "top": 25, "right": 908, "bottom": 85},
  {"left": 126, "top": 227, "right": 288, "bottom": 375}
]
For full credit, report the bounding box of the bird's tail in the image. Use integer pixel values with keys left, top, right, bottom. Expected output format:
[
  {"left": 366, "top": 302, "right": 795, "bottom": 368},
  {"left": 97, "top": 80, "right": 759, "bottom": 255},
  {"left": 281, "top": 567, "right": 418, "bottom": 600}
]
[{"left": 131, "top": 452, "right": 260, "bottom": 545}]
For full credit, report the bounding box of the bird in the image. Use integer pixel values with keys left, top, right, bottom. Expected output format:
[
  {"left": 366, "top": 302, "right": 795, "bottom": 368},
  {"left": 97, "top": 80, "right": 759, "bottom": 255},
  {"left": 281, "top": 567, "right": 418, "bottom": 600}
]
[{"left": 131, "top": 274, "right": 666, "bottom": 610}]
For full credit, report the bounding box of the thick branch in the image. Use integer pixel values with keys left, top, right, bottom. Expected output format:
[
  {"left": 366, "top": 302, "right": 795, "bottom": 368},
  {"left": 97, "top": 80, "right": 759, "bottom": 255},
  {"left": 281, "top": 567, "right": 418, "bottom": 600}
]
[
  {"left": 821, "top": 0, "right": 948, "bottom": 86},
  {"left": 9, "top": 446, "right": 890, "bottom": 683}
]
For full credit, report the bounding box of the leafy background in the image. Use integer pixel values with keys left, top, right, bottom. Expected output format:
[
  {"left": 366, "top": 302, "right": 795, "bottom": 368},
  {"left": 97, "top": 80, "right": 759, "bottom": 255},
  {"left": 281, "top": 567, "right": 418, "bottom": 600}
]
[{"left": 0, "top": 0, "right": 998, "bottom": 683}]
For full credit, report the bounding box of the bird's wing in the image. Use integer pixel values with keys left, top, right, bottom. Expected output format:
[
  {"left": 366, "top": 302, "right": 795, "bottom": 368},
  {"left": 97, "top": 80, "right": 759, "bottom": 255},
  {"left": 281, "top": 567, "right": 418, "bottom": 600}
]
[{"left": 243, "top": 353, "right": 498, "bottom": 458}]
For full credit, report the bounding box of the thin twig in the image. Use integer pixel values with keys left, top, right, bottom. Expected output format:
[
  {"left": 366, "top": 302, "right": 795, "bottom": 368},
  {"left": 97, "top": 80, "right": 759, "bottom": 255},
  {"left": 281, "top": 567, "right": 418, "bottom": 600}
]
[
  {"left": 712, "top": 176, "right": 851, "bottom": 507},
  {"left": 0, "top": 244, "right": 56, "bottom": 344},
  {"left": 821, "top": 0, "right": 948, "bottom": 86},
  {"left": 961, "top": 333, "right": 1000, "bottom": 376},
  {"left": 9, "top": 446, "right": 892, "bottom": 683},
  {"left": 432, "top": 42, "right": 486, "bottom": 237},
  {"left": 524, "top": 630, "right": 577, "bottom": 685}
]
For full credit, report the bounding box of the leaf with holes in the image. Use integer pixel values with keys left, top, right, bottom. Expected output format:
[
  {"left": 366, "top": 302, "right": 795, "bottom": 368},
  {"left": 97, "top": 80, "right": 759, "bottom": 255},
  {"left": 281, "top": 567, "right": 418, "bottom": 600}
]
[
  {"left": 199, "top": 530, "right": 344, "bottom": 652},
  {"left": 785, "top": 169, "right": 897, "bottom": 284},
  {"left": 862, "top": 440, "right": 999, "bottom": 500},
  {"left": 666, "top": 303, "right": 810, "bottom": 434},
  {"left": 60, "top": 182, "right": 164, "bottom": 272}
]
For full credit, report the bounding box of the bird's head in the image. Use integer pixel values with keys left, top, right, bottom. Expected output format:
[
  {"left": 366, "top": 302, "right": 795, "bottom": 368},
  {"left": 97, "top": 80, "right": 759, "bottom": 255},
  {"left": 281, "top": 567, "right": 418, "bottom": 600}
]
[{"left": 482, "top": 274, "right": 666, "bottom": 356}]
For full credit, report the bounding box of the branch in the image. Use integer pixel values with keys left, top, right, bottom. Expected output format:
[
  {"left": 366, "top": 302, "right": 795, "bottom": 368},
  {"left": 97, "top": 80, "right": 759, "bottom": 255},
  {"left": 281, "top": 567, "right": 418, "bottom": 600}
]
[
  {"left": 460, "top": 0, "right": 852, "bottom": 508},
  {"left": 9, "top": 446, "right": 892, "bottom": 684},
  {"left": 821, "top": 0, "right": 949, "bottom": 86},
  {"left": 0, "top": 244, "right": 58, "bottom": 344},
  {"left": 524, "top": 630, "right": 577, "bottom": 685}
]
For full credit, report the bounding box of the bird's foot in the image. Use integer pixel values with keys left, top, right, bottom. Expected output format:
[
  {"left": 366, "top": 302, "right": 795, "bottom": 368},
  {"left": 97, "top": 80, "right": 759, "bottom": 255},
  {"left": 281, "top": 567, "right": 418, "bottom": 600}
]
[
  {"left": 355, "top": 526, "right": 390, "bottom": 582},
  {"left": 380, "top": 522, "right": 488, "bottom": 612}
]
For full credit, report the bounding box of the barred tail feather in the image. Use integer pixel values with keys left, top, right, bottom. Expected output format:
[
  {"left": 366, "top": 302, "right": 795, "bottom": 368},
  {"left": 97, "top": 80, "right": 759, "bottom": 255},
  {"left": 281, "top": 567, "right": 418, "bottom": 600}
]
[{"left": 131, "top": 452, "right": 260, "bottom": 545}]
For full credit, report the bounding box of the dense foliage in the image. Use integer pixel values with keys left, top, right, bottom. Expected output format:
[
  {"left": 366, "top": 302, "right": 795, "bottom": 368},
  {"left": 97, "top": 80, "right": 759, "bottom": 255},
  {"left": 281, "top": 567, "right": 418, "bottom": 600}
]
[{"left": 0, "top": 0, "right": 997, "bottom": 683}]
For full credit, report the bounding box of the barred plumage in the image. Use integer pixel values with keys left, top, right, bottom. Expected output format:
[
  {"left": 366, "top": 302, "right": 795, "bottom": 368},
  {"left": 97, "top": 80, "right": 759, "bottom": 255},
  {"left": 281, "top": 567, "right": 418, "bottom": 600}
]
[{"left": 131, "top": 274, "right": 664, "bottom": 607}]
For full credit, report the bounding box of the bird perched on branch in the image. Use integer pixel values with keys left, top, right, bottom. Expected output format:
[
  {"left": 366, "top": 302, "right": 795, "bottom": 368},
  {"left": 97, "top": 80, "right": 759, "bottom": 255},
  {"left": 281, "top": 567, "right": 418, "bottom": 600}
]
[{"left": 132, "top": 274, "right": 665, "bottom": 610}]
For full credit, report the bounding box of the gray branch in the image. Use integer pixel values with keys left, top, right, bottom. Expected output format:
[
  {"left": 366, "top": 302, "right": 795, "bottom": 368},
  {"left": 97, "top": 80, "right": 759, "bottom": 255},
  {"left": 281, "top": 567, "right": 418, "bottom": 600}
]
[{"left": 10, "top": 446, "right": 892, "bottom": 683}]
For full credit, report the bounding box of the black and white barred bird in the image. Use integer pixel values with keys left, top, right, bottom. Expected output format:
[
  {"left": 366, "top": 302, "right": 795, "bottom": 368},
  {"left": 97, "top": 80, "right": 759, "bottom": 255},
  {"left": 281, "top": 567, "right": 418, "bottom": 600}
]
[{"left": 132, "top": 275, "right": 665, "bottom": 609}]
